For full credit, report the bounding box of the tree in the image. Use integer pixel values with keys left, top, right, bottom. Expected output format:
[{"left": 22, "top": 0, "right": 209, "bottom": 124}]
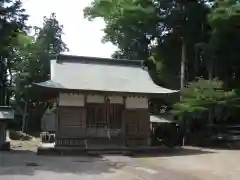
[
  {"left": 172, "top": 78, "right": 237, "bottom": 144},
  {"left": 84, "top": 0, "right": 158, "bottom": 60},
  {"left": 13, "top": 13, "right": 68, "bottom": 132},
  {"left": 206, "top": 0, "right": 240, "bottom": 88},
  {"left": 84, "top": 0, "right": 212, "bottom": 89},
  {"left": 0, "top": 0, "right": 28, "bottom": 105},
  {"left": 84, "top": 0, "right": 240, "bottom": 87},
  {"left": 173, "top": 79, "right": 236, "bottom": 118},
  {"left": 85, "top": 0, "right": 240, "bottom": 128},
  {"left": 174, "top": 0, "right": 240, "bottom": 116}
]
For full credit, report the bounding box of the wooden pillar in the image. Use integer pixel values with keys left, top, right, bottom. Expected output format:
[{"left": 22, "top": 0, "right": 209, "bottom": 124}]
[
  {"left": 0, "top": 122, "right": 6, "bottom": 149},
  {"left": 55, "top": 94, "right": 60, "bottom": 146},
  {"left": 121, "top": 96, "right": 126, "bottom": 140}
]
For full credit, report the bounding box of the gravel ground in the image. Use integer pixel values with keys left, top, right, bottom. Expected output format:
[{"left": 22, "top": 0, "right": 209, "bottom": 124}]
[
  {"left": 0, "top": 151, "right": 198, "bottom": 180},
  {"left": 1, "top": 140, "right": 239, "bottom": 180},
  {"left": 137, "top": 146, "right": 240, "bottom": 180}
]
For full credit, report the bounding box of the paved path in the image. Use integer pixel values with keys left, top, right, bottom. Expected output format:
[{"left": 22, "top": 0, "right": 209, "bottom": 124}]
[{"left": 0, "top": 151, "right": 197, "bottom": 180}]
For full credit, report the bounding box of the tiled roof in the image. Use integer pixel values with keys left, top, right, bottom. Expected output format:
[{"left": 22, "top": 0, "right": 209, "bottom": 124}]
[
  {"left": 35, "top": 54, "right": 178, "bottom": 95},
  {"left": 0, "top": 106, "right": 14, "bottom": 120}
]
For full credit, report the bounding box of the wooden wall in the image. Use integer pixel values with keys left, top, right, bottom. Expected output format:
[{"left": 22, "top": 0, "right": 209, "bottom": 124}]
[
  {"left": 56, "top": 93, "right": 150, "bottom": 147},
  {"left": 58, "top": 106, "right": 86, "bottom": 138}
]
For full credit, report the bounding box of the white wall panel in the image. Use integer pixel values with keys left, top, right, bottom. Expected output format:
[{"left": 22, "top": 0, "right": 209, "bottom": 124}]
[
  {"left": 50, "top": 60, "right": 56, "bottom": 80},
  {"left": 87, "top": 95, "right": 104, "bottom": 103},
  {"left": 59, "top": 93, "right": 84, "bottom": 106},
  {"left": 126, "top": 97, "right": 148, "bottom": 109},
  {"left": 109, "top": 96, "right": 124, "bottom": 104}
]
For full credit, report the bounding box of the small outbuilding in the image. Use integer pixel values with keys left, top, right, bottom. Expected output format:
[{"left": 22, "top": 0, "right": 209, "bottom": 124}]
[{"left": 0, "top": 106, "right": 14, "bottom": 150}]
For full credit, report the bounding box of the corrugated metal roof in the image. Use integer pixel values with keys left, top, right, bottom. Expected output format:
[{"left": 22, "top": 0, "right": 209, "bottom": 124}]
[
  {"left": 150, "top": 115, "right": 173, "bottom": 123},
  {"left": 35, "top": 55, "right": 178, "bottom": 95},
  {"left": 0, "top": 107, "right": 14, "bottom": 120}
]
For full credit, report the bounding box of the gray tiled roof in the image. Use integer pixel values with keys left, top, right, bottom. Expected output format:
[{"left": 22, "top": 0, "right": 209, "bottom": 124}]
[
  {"left": 0, "top": 107, "right": 14, "bottom": 121},
  {"left": 150, "top": 115, "right": 173, "bottom": 123},
  {"left": 35, "top": 55, "right": 178, "bottom": 95}
]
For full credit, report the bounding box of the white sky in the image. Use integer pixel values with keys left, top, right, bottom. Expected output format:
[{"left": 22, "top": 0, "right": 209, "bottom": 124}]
[{"left": 23, "top": 0, "right": 117, "bottom": 58}]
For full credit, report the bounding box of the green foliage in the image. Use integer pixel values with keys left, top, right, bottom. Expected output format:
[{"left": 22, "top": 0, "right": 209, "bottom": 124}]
[
  {"left": 12, "top": 13, "right": 68, "bottom": 131},
  {"left": 84, "top": 0, "right": 159, "bottom": 60},
  {"left": 85, "top": 1, "right": 240, "bottom": 122},
  {"left": 172, "top": 78, "right": 236, "bottom": 117},
  {"left": 84, "top": 0, "right": 240, "bottom": 88},
  {"left": 0, "top": 0, "right": 28, "bottom": 53},
  {"left": 14, "top": 13, "right": 68, "bottom": 100},
  {"left": 0, "top": 0, "right": 28, "bottom": 105},
  {"left": 207, "top": 0, "right": 240, "bottom": 88},
  {"left": 208, "top": 0, "right": 240, "bottom": 28},
  {"left": 84, "top": 0, "right": 212, "bottom": 88}
]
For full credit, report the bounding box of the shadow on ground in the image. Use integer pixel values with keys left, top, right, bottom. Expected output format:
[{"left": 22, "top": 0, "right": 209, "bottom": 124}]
[
  {"left": 196, "top": 144, "right": 240, "bottom": 150},
  {"left": 130, "top": 147, "right": 214, "bottom": 158},
  {"left": 0, "top": 150, "right": 124, "bottom": 176}
]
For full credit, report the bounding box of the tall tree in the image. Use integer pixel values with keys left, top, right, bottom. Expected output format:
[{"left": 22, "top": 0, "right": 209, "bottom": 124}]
[
  {"left": 84, "top": 0, "right": 211, "bottom": 89},
  {"left": 85, "top": 0, "right": 240, "bottom": 125},
  {"left": 207, "top": 0, "right": 240, "bottom": 88},
  {"left": 173, "top": 0, "right": 240, "bottom": 129},
  {"left": 14, "top": 13, "right": 68, "bottom": 132},
  {"left": 84, "top": 0, "right": 158, "bottom": 60},
  {"left": 0, "top": 0, "right": 28, "bottom": 105}
]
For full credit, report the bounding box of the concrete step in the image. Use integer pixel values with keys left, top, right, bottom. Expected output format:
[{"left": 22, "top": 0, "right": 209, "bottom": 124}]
[
  {"left": 37, "top": 141, "right": 175, "bottom": 156},
  {"left": 87, "top": 150, "right": 131, "bottom": 156}
]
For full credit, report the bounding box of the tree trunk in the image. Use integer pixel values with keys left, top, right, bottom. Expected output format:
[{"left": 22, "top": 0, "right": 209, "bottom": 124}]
[
  {"left": 208, "top": 59, "right": 214, "bottom": 80},
  {"left": 195, "top": 46, "right": 199, "bottom": 77},
  {"left": 22, "top": 101, "right": 28, "bottom": 133},
  {"left": 181, "top": 40, "right": 186, "bottom": 90},
  {"left": 208, "top": 108, "right": 213, "bottom": 125}
]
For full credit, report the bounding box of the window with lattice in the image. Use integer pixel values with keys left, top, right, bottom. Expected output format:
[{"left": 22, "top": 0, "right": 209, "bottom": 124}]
[{"left": 86, "top": 103, "right": 123, "bottom": 129}]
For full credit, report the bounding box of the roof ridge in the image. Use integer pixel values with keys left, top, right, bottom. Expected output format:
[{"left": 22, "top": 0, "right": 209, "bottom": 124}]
[
  {"left": 0, "top": 106, "right": 12, "bottom": 110},
  {"left": 50, "top": 54, "right": 143, "bottom": 67}
]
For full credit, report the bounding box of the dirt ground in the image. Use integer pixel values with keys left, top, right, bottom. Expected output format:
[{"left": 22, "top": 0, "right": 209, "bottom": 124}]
[
  {"left": 0, "top": 140, "right": 240, "bottom": 180},
  {"left": 10, "top": 138, "right": 40, "bottom": 152},
  {"left": 0, "top": 140, "right": 197, "bottom": 180},
  {"left": 136, "top": 146, "right": 240, "bottom": 180}
]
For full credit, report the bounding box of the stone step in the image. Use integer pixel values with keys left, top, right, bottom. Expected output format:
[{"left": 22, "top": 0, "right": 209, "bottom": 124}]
[
  {"left": 37, "top": 142, "right": 173, "bottom": 156},
  {"left": 87, "top": 150, "right": 131, "bottom": 156}
]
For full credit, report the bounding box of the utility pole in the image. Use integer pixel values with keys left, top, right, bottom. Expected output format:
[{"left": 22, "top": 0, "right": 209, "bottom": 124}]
[{"left": 180, "top": 39, "right": 186, "bottom": 91}]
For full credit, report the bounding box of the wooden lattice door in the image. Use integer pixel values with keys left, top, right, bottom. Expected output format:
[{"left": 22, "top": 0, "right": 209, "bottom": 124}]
[
  {"left": 124, "top": 110, "right": 150, "bottom": 146},
  {"left": 125, "top": 111, "right": 139, "bottom": 136}
]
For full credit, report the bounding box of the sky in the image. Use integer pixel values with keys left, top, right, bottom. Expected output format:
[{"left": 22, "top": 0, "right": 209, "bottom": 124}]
[{"left": 23, "top": 0, "right": 117, "bottom": 58}]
